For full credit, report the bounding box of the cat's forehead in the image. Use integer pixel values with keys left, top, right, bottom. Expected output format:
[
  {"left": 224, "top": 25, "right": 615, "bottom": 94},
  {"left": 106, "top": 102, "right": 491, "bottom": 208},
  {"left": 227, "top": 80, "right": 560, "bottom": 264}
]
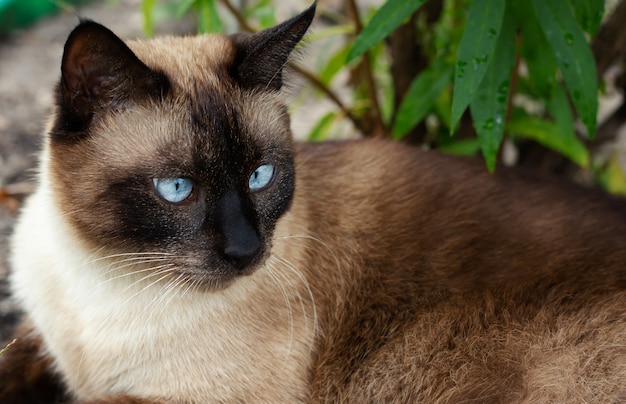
[
  {"left": 127, "top": 34, "right": 235, "bottom": 91},
  {"left": 86, "top": 91, "right": 289, "bottom": 171},
  {"left": 50, "top": 30, "right": 292, "bottom": 175}
]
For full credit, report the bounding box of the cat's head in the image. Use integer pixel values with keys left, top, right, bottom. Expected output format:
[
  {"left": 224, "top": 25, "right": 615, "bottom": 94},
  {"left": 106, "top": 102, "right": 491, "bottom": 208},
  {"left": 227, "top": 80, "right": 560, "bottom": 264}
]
[{"left": 46, "top": 4, "right": 315, "bottom": 290}]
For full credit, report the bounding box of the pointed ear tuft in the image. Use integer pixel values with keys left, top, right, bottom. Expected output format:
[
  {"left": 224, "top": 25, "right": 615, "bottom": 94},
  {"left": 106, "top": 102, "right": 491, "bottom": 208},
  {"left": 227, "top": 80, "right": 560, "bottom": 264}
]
[
  {"left": 229, "top": 2, "right": 316, "bottom": 91},
  {"left": 56, "top": 20, "right": 169, "bottom": 136}
]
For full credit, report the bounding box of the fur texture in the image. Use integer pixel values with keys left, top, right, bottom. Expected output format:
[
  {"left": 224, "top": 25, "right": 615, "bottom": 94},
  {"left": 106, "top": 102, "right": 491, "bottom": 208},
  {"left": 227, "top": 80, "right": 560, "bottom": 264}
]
[{"left": 2, "top": 4, "right": 626, "bottom": 403}]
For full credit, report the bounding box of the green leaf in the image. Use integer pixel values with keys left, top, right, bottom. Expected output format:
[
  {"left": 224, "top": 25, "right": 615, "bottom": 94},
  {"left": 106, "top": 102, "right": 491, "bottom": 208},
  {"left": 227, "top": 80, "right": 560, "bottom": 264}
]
[
  {"left": 470, "top": 3, "right": 516, "bottom": 172},
  {"left": 530, "top": 0, "right": 598, "bottom": 137},
  {"left": 507, "top": 111, "right": 589, "bottom": 167},
  {"left": 569, "top": 0, "right": 604, "bottom": 36},
  {"left": 347, "top": 0, "right": 427, "bottom": 63},
  {"left": 142, "top": 0, "right": 157, "bottom": 36},
  {"left": 513, "top": 1, "right": 558, "bottom": 98},
  {"left": 198, "top": 0, "right": 222, "bottom": 33},
  {"left": 547, "top": 83, "right": 575, "bottom": 136},
  {"left": 247, "top": 4, "right": 276, "bottom": 29},
  {"left": 438, "top": 138, "right": 481, "bottom": 156},
  {"left": 307, "top": 24, "right": 355, "bottom": 43},
  {"left": 598, "top": 153, "right": 626, "bottom": 195},
  {"left": 257, "top": 8, "right": 276, "bottom": 29},
  {"left": 450, "top": 0, "right": 506, "bottom": 132},
  {"left": 392, "top": 63, "right": 453, "bottom": 139},
  {"left": 319, "top": 45, "right": 351, "bottom": 86},
  {"left": 308, "top": 112, "right": 338, "bottom": 141},
  {"left": 175, "top": 0, "right": 197, "bottom": 19}
]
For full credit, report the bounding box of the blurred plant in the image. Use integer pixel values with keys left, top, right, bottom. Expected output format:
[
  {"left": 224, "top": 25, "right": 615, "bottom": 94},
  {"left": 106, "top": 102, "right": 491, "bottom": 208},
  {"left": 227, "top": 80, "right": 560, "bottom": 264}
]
[
  {"left": 0, "top": 339, "right": 15, "bottom": 356},
  {"left": 142, "top": 0, "right": 626, "bottom": 192}
]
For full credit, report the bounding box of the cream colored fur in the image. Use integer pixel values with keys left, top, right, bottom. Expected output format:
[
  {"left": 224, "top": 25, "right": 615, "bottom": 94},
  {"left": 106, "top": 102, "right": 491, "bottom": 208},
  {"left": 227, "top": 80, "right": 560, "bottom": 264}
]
[{"left": 10, "top": 148, "right": 316, "bottom": 402}]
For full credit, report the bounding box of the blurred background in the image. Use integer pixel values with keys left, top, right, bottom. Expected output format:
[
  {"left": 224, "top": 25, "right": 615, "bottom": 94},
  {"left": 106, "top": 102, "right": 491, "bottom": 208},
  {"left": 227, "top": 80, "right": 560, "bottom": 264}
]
[{"left": 0, "top": 0, "right": 624, "bottom": 341}]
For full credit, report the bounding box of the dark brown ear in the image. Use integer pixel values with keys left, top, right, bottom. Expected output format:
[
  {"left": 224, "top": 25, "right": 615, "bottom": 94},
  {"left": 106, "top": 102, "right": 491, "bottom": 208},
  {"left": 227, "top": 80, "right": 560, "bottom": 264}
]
[
  {"left": 54, "top": 20, "right": 169, "bottom": 138},
  {"left": 229, "top": 2, "right": 316, "bottom": 91}
]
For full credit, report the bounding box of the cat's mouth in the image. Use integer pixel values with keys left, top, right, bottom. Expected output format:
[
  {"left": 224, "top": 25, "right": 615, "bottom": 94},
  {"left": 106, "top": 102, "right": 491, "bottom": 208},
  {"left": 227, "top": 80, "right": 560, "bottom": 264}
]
[{"left": 168, "top": 244, "right": 270, "bottom": 292}]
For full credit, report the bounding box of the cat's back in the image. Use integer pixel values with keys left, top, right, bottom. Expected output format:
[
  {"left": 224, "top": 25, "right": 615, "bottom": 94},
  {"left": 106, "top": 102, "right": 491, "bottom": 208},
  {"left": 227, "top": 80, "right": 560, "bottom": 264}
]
[{"left": 293, "top": 138, "right": 626, "bottom": 403}]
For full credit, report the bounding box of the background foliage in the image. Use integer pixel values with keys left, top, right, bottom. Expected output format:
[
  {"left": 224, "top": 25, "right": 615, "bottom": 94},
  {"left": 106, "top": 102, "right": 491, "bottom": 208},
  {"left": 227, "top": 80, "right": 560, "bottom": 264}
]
[{"left": 142, "top": 0, "right": 625, "bottom": 192}]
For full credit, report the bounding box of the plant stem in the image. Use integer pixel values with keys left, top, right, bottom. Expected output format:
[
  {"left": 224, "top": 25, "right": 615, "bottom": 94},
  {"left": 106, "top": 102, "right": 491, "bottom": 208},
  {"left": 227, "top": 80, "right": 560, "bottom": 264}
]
[
  {"left": 221, "top": 0, "right": 255, "bottom": 32},
  {"left": 219, "top": 0, "right": 365, "bottom": 133},
  {"left": 0, "top": 339, "right": 16, "bottom": 356},
  {"left": 346, "top": 0, "right": 386, "bottom": 137},
  {"left": 289, "top": 63, "right": 366, "bottom": 133}
]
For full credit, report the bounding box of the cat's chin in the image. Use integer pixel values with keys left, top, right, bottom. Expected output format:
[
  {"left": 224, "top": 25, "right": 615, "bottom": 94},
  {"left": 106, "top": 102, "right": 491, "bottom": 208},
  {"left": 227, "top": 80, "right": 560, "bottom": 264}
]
[
  {"left": 175, "top": 255, "right": 268, "bottom": 293},
  {"left": 183, "top": 270, "right": 255, "bottom": 293}
]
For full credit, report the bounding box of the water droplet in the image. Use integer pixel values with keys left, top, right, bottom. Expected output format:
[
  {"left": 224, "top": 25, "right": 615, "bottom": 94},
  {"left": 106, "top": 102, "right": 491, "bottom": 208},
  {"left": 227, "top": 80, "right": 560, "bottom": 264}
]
[
  {"left": 471, "top": 54, "right": 489, "bottom": 70},
  {"left": 564, "top": 33, "right": 574, "bottom": 45},
  {"left": 483, "top": 118, "right": 495, "bottom": 130},
  {"left": 457, "top": 60, "right": 467, "bottom": 68}
]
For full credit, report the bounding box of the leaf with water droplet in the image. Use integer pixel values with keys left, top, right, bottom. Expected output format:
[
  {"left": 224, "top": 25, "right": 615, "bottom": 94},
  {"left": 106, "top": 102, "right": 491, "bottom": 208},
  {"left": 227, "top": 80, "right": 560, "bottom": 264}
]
[
  {"left": 482, "top": 118, "right": 495, "bottom": 130},
  {"left": 451, "top": 0, "right": 506, "bottom": 133},
  {"left": 564, "top": 32, "right": 574, "bottom": 45},
  {"left": 507, "top": 112, "right": 589, "bottom": 167},
  {"left": 347, "top": 0, "right": 428, "bottom": 62},
  {"left": 393, "top": 63, "right": 453, "bottom": 139},
  {"left": 531, "top": 0, "right": 598, "bottom": 137},
  {"left": 569, "top": 0, "right": 604, "bottom": 36},
  {"left": 469, "top": 2, "right": 516, "bottom": 172},
  {"left": 511, "top": 0, "right": 558, "bottom": 98},
  {"left": 472, "top": 54, "right": 490, "bottom": 69}
]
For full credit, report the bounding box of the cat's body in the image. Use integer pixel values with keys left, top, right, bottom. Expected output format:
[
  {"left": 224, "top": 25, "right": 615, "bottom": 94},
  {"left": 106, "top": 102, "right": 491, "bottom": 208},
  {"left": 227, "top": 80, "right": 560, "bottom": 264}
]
[{"left": 2, "top": 4, "right": 626, "bottom": 403}]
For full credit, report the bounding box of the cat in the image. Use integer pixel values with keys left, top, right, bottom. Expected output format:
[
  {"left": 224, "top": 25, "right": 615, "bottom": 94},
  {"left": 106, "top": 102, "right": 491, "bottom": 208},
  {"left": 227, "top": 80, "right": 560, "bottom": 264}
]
[{"left": 2, "top": 2, "right": 626, "bottom": 403}]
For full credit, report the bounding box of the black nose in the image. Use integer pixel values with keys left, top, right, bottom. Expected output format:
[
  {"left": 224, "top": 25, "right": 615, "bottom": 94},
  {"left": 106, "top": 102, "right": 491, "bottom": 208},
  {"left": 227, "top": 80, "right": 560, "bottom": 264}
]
[
  {"left": 219, "top": 189, "right": 263, "bottom": 271},
  {"left": 224, "top": 239, "right": 262, "bottom": 270}
]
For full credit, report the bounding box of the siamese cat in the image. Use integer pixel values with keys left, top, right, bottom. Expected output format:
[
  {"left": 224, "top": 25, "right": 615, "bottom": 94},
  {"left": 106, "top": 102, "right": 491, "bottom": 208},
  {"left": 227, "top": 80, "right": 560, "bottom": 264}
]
[{"left": 2, "top": 3, "right": 626, "bottom": 403}]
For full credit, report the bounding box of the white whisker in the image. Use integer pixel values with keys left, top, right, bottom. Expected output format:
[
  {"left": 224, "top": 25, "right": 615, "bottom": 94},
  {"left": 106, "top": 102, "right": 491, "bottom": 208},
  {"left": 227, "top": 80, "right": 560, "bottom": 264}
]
[
  {"left": 272, "top": 255, "right": 319, "bottom": 347},
  {"left": 265, "top": 261, "right": 295, "bottom": 362},
  {"left": 118, "top": 265, "right": 175, "bottom": 296}
]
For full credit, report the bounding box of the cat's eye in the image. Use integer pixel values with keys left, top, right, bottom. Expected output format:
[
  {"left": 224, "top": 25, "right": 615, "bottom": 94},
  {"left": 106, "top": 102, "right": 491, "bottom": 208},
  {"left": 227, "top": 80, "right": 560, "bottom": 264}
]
[
  {"left": 153, "top": 177, "right": 194, "bottom": 203},
  {"left": 249, "top": 164, "right": 275, "bottom": 191}
]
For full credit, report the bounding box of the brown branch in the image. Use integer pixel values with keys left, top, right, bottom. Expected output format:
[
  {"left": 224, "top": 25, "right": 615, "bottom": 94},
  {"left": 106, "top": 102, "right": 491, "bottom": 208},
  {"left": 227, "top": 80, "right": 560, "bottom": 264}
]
[
  {"left": 592, "top": 0, "right": 626, "bottom": 80},
  {"left": 221, "top": 0, "right": 255, "bottom": 32},
  {"left": 346, "top": 0, "right": 386, "bottom": 137},
  {"left": 588, "top": 0, "right": 626, "bottom": 147},
  {"left": 289, "top": 63, "right": 366, "bottom": 133},
  {"left": 219, "top": 0, "right": 366, "bottom": 133},
  {"left": 390, "top": 0, "right": 443, "bottom": 144}
]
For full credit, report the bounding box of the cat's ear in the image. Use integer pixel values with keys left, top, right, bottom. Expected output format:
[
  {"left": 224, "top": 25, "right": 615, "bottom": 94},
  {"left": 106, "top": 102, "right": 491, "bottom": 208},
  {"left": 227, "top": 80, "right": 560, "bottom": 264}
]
[
  {"left": 229, "top": 2, "right": 316, "bottom": 91},
  {"left": 56, "top": 20, "right": 169, "bottom": 135}
]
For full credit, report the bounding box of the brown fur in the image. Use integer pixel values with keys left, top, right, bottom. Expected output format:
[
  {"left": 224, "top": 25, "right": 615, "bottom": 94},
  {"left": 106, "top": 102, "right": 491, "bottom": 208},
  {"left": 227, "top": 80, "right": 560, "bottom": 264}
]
[
  {"left": 293, "top": 140, "right": 626, "bottom": 402},
  {"left": 2, "top": 4, "right": 626, "bottom": 403},
  {"left": 0, "top": 324, "right": 66, "bottom": 403}
]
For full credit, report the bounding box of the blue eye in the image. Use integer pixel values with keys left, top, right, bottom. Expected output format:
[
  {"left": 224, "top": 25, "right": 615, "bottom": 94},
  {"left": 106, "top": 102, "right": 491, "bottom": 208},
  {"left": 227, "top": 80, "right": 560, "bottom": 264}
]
[
  {"left": 249, "top": 164, "right": 275, "bottom": 191},
  {"left": 153, "top": 178, "right": 194, "bottom": 203}
]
